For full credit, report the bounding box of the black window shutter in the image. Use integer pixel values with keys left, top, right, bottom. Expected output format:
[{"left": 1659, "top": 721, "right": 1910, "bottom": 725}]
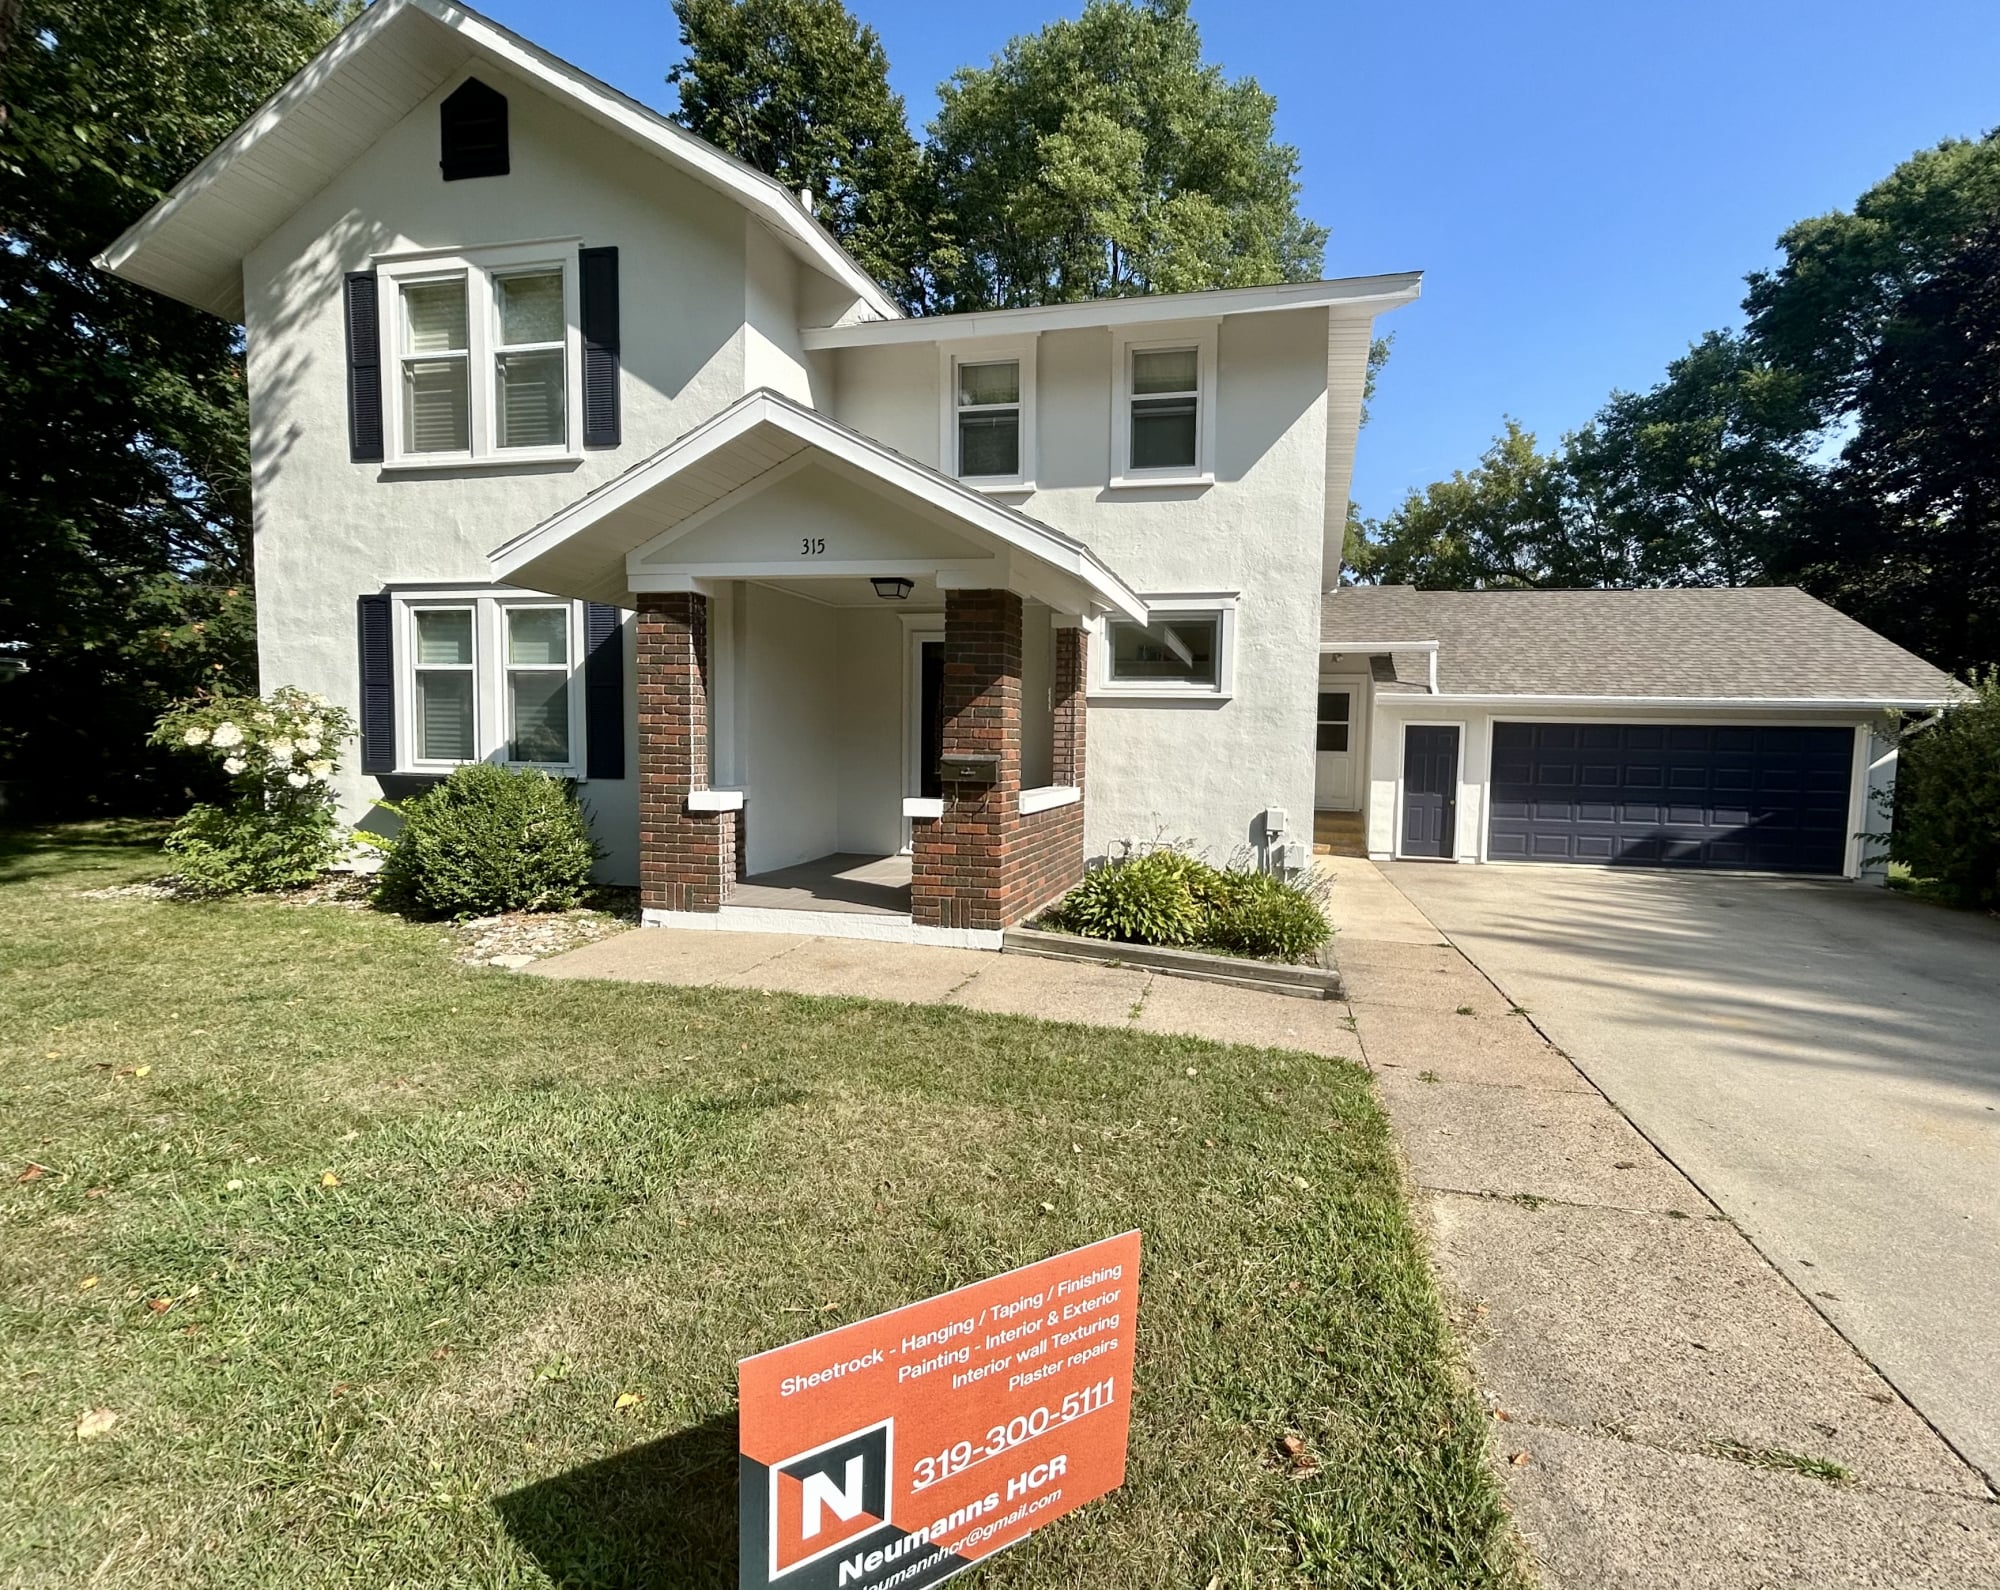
[
  {"left": 579, "top": 246, "right": 621, "bottom": 448},
  {"left": 357, "top": 594, "right": 395, "bottom": 775},
  {"left": 440, "top": 78, "right": 509, "bottom": 180},
  {"left": 343, "top": 272, "right": 383, "bottom": 463},
  {"left": 583, "top": 602, "right": 626, "bottom": 780}
]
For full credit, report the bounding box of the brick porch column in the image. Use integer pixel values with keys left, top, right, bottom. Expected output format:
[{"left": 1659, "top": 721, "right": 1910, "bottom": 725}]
[
  {"left": 636, "top": 592, "right": 736, "bottom": 913},
  {"left": 912, "top": 589, "right": 1021, "bottom": 931},
  {"left": 1052, "top": 623, "right": 1086, "bottom": 789},
  {"left": 911, "top": 594, "right": 1088, "bottom": 932}
]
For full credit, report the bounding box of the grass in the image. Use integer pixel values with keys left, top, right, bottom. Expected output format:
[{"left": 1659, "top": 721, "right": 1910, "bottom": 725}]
[
  {"left": 1707, "top": 1440, "right": 1853, "bottom": 1485},
  {"left": 1, "top": 825, "right": 1521, "bottom": 1590}
]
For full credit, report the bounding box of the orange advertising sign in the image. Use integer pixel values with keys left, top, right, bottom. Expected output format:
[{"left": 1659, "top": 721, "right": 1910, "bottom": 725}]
[{"left": 738, "top": 1231, "right": 1140, "bottom": 1590}]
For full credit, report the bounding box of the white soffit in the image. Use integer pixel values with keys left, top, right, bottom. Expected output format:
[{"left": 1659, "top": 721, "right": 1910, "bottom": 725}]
[
  {"left": 798, "top": 273, "right": 1422, "bottom": 350},
  {"left": 92, "top": 0, "right": 899, "bottom": 324}
]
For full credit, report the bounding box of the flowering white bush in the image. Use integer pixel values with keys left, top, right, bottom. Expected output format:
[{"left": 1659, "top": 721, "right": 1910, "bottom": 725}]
[{"left": 150, "top": 687, "right": 357, "bottom": 895}]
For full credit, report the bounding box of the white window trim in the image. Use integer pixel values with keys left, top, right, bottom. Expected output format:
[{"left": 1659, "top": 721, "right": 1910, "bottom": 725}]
[
  {"left": 376, "top": 240, "right": 584, "bottom": 471},
  {"left": 1109, "top": 321, "right": 1217, "bottom": 489},
  {"left": 391, "top": 588, "right": 587, "bottom": 777},
  {"left": 939, "top": 337, "right": 1036, "bottom": 491},
  {"left": 1090, "top": 593, "right": 1237, "bottom": 700}
]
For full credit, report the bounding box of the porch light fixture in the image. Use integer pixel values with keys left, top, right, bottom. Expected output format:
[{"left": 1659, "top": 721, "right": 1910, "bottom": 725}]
[{"left": 870, "top": 576, "right": 915, "bottom": 601}]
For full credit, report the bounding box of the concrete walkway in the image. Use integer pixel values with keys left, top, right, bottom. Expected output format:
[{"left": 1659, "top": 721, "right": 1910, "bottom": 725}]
[
  {"left": 529, "top": 921, "right": 1359, "bottom": 1056},
  {"left": 1344, "top": 859, "right": 1999, "bottom": 1587},
  {"left": 527, "top": 869, "right": 2000, "bottom": 1585}
]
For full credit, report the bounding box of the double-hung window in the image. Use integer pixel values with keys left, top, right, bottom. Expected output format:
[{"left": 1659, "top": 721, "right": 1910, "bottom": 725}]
[
  {"left": 412, "top": 607, "right": 477, "bottom": 761},
  {"left": 378, "top": 244, "right": 580, "bottom": 466},
  {"left": 1095, "top": 595, "right": 1237, "bottom": 699},
  {"left": 397, "top": 593, "right": 586, "bottom": 773},
  {"left": 941, "top": 341, "right": 1035, "bottom": 488},
  {"left": 1111, "top": 324, "right": 1216, "bottom": 486},
  {"left": 502, "top": 606, "right": 571, "bottom": 763}
]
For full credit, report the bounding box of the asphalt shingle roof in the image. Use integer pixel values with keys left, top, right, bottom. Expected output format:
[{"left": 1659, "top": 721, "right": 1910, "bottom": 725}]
[{"left": 1321, "top": 586, "right": 1963, "bottom": 703}]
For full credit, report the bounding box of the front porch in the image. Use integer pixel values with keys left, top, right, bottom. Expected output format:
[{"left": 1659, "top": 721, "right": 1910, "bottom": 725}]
[
  {"left": 489, "top": 390, "right": 1144, "bottom": 946},
  {"left": 733, "top": 852, "right": 911, "bottom": 915}
]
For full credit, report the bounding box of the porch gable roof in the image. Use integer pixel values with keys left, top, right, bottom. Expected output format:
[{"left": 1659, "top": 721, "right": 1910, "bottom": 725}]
[{"left": 489, "top": 389, "right": 1149, "bottom": 622}]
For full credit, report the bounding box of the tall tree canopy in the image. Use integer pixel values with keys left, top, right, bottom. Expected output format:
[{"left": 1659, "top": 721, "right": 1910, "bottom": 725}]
[
  {"left": 0, "top": 0, "right": 349, "bottom": 814},
  {"left": 923, "top": 0, "right": 1325, "bottom": 309},
  {"left": 668, "top": 0, "right": 929, "bottom": 309},
  {"left": 669, "top": 0, "right": 1327, "bottom": 313},
  {"left": 1357, "top": 131, "right": 2000, "bottom": 677}
]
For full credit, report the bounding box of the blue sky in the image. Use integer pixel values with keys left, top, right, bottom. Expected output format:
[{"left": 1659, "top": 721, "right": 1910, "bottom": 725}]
[{"left": 473, "top": 0, "right": 2000, "bottom": 519}]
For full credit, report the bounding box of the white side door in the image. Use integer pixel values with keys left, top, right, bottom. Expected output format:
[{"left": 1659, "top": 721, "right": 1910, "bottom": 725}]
[{"left": 1313, "top": 685, "right": 1357, "bottom": 809}]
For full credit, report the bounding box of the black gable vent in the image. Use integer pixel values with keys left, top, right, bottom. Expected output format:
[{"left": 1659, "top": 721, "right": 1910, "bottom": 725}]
[{"left": 440, "top": 78, "right": 508, "bottom": 181}]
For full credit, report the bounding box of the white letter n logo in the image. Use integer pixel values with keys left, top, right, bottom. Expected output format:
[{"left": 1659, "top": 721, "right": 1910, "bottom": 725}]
[
  {"left": 770, "top": 1419, "right": 893, "bottom": 1578},
  {"left": 800, "top": 1455, "right": 865, "bottom": 1539}
]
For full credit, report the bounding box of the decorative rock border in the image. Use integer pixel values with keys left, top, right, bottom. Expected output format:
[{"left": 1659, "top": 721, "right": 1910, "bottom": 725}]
[{"left": 1002, "top": 927, "right": 1342, "bottom": 1001}]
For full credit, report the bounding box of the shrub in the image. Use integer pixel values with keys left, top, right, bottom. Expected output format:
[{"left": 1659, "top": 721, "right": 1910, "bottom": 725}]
[
  {"left": 1202, "top": 868, "right": 1333, "bottom": 961},
  {"left": 163, "top": 796, "right": 341, "bottom": 897},
  {"left": 1045, "top": 843, "right": 1332, "bottom": 960},
  {"left": 1046, "top": 845, "right": 1214, "bottom": 946},
  {"left": 374, "top": 763, "right": 601, "bottom": 919},
  {"left": 1887, "top": 672, "right": 2000, "bottom": 909},
  {"left": 150, "top": 686, "right": 353, "bottom": 895}
]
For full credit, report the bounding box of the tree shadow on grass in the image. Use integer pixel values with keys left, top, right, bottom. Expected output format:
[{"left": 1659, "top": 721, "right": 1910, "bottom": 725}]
[
  {"left": 0, "top": 820, "right": 170, "bottom": 883},
  {"left": 493, "top": 1409, "right": 740, "bottom": 1590}
]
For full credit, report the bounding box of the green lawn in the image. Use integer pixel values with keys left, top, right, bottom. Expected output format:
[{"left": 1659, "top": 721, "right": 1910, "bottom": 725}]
[{"left": 0, "top": 826, "right": 1522, "bottom": 1590}]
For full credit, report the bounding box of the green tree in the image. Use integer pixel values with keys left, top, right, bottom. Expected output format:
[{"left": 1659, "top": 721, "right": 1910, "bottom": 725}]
[
  {"left": 668, "top": 0, "right": 929, "bottom": 309},
  {"left": 1885, "top": 669, "right": 2000, "bottom": 908},
  {"left": 1356, "top": 422, "right": 1572, "bottom": 589},
  {"left": 1787, "top": 220, "right": 2000, "bottom": 675},
  {"left": 925, "top": 0, "right": 1325, "bottom": 310},
  {"left": 1561, "top": 332, "right": 1816, "bottom": 588},
  {"left": 1744, "top": 132, "right": 2000, "bottom": 422},
  {"left": 0, "top": 0, "right": 349, "bottom": 814}
]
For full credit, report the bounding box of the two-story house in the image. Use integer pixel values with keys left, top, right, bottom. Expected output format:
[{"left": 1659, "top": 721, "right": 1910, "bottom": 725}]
[
  {"left": 101, "top": 0, "right": 1961, "bottom": 941},
  {"left": 97, "top": 0, "right": 1413, "bottom": 946}
]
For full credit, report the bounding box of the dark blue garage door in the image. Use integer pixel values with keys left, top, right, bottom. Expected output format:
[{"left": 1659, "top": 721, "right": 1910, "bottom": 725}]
[{"left": 1488, "top": 723, "right": 1855, "bottom": 873}]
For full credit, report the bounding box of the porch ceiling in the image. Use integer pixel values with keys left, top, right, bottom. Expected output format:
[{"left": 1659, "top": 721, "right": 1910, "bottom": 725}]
[{"left": 488, "top": 388, "right": 1148, "bottom": 621}]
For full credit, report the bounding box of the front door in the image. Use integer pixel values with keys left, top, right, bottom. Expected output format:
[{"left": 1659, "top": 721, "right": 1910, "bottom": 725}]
[
  {"left": 918, "top": 639, "right": 944, "bottom": 799},
  {"left": 1313, "top": 687, "right": 1356, "bottom": 808},
  {"left": 1402, "top": 724, "right": 1460, "bottom": 858}
]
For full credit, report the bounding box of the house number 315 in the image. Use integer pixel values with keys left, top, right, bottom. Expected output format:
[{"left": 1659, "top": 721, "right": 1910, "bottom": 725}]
[{"left": 800, "top": 537, "right": 826, "bottom": 556}]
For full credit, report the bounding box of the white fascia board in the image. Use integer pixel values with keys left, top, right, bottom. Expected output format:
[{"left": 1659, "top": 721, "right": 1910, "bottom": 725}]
[
  {"left": 490, "top": 390, "right": 1149, "bottom": 624},
  {"left": 1320, "top": 639, "right": 1440, "bottom": 652},
  {"left": 95, "top": 0, "right": 899, "bottom": 325},
  {"left": 1389, "top": 693, "right": 1959, "bottom": 710},
  {"left": 800, "top": 273, "right": 1422, "bottom": 349},
  {"left": 92, "top": 0, "right": 415, "bottom": 313}
]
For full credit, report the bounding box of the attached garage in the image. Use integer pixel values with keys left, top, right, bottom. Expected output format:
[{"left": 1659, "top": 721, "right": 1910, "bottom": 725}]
[
  {"left": 1487, "top": 722, "right": 1854, "bottom": 874},
  {"left": 1319, "top": 586, "right": 1967, "bottom": 883}
]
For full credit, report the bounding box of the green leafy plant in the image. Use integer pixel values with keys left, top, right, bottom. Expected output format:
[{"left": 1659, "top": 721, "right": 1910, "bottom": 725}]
[
  {"left": 1046, "top": 843, "right": 1331, "bottom": 961},
  {"left": 150, "top": 686, "right": 353, "bottom": 894},
  {"left": 1046, "top": 844, "right": 1213, "bottom": 947},
  {"left": 1201, "top": 867, "right": 1333, "bottom": 961},
  {"left": 1884, "top": 672, "right": 2000, "bottom": 909},
  {"left": 374, "top": 763, "right": 602, "bottom": 920}
]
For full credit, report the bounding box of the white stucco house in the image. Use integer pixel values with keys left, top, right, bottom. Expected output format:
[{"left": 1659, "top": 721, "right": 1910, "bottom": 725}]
[{"left": 99, "top": 0, "right": 1961, "bottom": 947}]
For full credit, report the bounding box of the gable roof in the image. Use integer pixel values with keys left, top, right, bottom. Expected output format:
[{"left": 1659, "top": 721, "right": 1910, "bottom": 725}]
[
  {"left": 1322, "top": 586, "right": 1965, "bottom": 707},
  {"left": 490, "top": 388, "right": 1148, "bottom": 622},
  {"left": 92, "top": 0, "right": 899, "bottom": 324}
]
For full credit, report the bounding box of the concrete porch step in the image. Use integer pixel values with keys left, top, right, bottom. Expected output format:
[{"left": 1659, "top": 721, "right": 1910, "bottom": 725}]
[{"left": 1314, "top": 809, "right": 1367, "bottom": 857}]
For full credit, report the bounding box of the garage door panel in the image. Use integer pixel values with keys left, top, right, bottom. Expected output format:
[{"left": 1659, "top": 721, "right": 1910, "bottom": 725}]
[{"left": 1488, "top": 722, "right": 1853, "bottom": 874}]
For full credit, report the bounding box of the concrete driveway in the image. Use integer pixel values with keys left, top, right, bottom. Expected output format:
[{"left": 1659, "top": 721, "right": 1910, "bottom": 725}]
[{"left": 1381, "top": 862, "right": 2000, "bottom": 1486}]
